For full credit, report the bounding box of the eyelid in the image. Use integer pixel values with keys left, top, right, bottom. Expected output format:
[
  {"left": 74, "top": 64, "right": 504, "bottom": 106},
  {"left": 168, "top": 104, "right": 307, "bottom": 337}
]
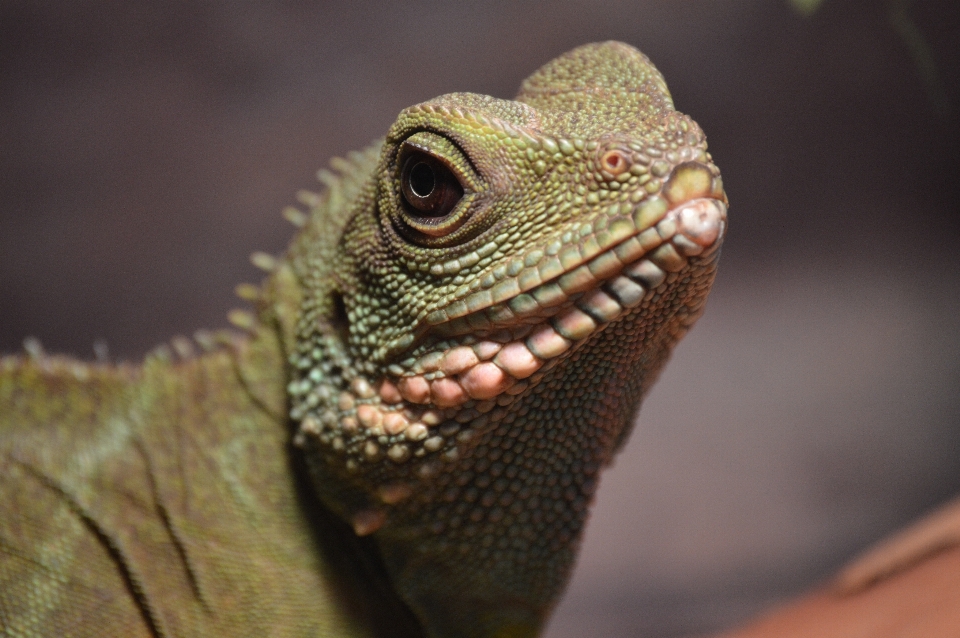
[
  {"left": 394, "top": 146, "right": 467, "bottom": 239},
  {"left": 385, "top": 131, "right": 492, "bottom": 249},
  {"left": 399, "top": 151, "right": 464, "bottom": 224},
  {"left": 396, "top": 133, "right": 481, "bottom": 194}
]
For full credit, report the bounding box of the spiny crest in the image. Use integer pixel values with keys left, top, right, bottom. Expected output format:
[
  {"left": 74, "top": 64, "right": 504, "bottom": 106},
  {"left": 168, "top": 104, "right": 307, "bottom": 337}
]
[
  {"left": 307, "top": 145, "right": 383, "bottom": 230},
  {"left": 284, "top": 144, "right": 382, "bottom": 287}
]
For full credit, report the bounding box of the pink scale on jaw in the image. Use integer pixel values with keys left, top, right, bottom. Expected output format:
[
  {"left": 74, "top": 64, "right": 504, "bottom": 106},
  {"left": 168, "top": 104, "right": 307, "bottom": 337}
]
[
  {"left": 356, "top": 404, "right": 383, "bottom": 430},
  {"left": 398, "top": 376, "right": 431, "bottom": 404},
  {"left": 378, "top": 380, "right": 403, "bottom": 404},
  {"left": 526, "top": 325, "right": 572, "bottom": 359},
  {"left": 552, "top": 308, "right": 597, "bottom": 341},
  {"left": 579, "top": 290, "right": 622, "bottom": 322},
  {"left": 379, "top": 484, "right": 413, "bottom": 505},
  {"left": 473, "top": 341, "right": 502, "bottom": 360},
  {"left": 383, "top": 412, "right": 409, "bottom": 435},
  {"left": 493, "top": 342, "right": 542, "bottom": 379},
  {"left": 460, "top": 362, "right": 513, "bottom": 400},
  {"left": 430, "top": 377, "right": 468, "bottom": 407},
  {"left": 441, "top": 346, "right": 479, "bottom": 375},
  {"left": 678, "top": 199, "right": 724, "bottom": 246},
  {"left": 351, "top": 509, "right": 386, "bottom": 536}
]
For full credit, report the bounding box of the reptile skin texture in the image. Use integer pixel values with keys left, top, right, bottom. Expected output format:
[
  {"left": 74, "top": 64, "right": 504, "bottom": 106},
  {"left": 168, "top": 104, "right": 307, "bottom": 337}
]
[{"left": 0, "top": 42, "right": 727, "bottom": 638}]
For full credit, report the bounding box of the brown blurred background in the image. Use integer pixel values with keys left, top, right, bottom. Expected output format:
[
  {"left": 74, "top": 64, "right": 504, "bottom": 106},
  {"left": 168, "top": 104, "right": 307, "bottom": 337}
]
[{"left": 1, "top": 0, "right": 958, "bottom": 635}]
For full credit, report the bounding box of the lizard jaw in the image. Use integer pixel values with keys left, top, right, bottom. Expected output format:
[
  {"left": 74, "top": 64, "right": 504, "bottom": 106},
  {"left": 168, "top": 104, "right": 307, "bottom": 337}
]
[
  {"left": 292, "top": 164, "right": 727, "bottom": 533},
  {"left": 292, "top": 192, "right": 725, "bottom": 484},
  {"left": 375, "top": 194, "right": 726, "bottom": 413},
  {"left": 294, "top": 191, "right": 726, "bottom": 480}
]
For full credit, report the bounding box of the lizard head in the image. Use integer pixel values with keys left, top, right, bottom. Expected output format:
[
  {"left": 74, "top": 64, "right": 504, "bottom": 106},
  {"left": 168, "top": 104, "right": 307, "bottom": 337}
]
[{"left": 288, "top": 41, "right": 726, "bottom": 638}]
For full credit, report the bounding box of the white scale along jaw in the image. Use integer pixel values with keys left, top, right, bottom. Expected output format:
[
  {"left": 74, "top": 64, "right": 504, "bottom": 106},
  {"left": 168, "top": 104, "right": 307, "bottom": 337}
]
[{"left": 287, "top": 42, "right": 727, "bottom": 638}]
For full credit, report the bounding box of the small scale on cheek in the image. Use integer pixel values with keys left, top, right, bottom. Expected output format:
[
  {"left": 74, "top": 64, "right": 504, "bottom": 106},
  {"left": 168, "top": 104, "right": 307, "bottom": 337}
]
[
  {"left": 383, "top": 412, "right": 410, "bottom": 435},
  {"left": 356, "top": 404, "right": 383, "bottom": 431}
]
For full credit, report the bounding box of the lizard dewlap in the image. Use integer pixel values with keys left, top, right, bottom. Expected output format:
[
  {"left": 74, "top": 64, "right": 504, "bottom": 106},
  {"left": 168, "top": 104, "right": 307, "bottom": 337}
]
[
  {"left": 0, "top": 42, "right": 726, "bottom": 638},
  {"left": 288, "top": 42, "right": 727, "bottom": 637}
]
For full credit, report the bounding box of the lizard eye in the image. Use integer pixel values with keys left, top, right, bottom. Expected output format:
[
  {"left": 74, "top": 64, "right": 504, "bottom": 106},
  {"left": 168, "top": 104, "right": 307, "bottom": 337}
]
[{"left": 400, "top": 151, "right": 464, "bottom": 230}]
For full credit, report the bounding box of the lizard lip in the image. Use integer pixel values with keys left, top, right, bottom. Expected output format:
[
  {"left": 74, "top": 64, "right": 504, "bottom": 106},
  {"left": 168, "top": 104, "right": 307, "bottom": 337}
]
[
  {"left": 381, "top": 192, "right": 727, "bottom": 410},
  {"left": 421, "top": 161, "right": 726, "bottom": 335}
]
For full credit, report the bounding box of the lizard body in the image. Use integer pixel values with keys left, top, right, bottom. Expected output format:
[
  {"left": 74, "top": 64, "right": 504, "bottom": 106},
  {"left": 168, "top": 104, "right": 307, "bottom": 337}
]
[
  {"left": 0, "top": 324, "right": 400, "bottom": 637},
  {"left": 1, "top": 42, "right": 727, "bottom": 637}
]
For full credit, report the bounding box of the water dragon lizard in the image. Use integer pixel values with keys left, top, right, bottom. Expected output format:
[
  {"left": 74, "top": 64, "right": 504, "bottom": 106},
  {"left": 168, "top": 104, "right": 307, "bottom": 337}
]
[{"left": 0, "top": 42, "right": 729, "bottom": 637}]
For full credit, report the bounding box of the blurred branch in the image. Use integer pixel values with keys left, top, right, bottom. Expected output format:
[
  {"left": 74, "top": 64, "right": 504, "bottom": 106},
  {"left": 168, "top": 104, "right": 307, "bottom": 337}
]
[
  {"left": 888, "top": 0, "right": 952, "bottom": 120},
  {"left": 788, "top": 0, "right": 827, "bottom": 17},
  {"left": 788, "top": 0, "right": 951, "bottom": 121}
]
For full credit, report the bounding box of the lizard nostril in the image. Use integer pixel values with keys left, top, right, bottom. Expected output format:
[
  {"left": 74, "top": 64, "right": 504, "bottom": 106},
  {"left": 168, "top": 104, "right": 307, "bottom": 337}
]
[
  {"left": 599, "top": 149, "right": 630, "bottom": 175},
  {"left": 330, "top": 290, "right": 350, "bottom": 345}
]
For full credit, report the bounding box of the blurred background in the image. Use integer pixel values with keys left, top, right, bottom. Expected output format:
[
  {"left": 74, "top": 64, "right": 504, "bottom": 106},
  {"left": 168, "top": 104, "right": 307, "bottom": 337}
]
[{"left": 1, "top": 0, "right": 958, "bottom": 635}]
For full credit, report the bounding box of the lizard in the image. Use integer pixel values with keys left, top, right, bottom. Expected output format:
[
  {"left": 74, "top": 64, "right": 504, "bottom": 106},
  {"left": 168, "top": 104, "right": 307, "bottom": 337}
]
[{"left": 0, "top": 41, "right": 728, "bottom": 638}]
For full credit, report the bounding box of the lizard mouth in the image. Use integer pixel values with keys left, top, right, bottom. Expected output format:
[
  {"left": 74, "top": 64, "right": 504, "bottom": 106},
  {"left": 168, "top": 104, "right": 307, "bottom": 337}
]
[
  {"left": 342, "top": 164, "right": 723, "bottom": 419},
  {"left": 385, "top": 194, "right": 727, "bottom": 411}
]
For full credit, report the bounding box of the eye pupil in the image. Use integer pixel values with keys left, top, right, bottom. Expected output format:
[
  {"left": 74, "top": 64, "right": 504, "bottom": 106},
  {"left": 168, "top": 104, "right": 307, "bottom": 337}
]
[
  {"left": 399, "top": 151, "right": 464, "bottom": 225},
  {"left": 409, "top": 162, "right": 436, "bottom": 198}
]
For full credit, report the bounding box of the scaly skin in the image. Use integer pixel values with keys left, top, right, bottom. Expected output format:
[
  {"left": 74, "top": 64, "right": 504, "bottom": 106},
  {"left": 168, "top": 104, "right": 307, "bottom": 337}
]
[{"left": 1, "top": 42, "right": 727, "bottom": 638}]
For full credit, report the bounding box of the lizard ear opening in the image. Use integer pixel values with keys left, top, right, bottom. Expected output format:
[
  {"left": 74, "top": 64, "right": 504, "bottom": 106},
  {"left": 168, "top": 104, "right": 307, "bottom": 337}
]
[{"left": 329, "top": 290, "right": 350, "bottom": 345}]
